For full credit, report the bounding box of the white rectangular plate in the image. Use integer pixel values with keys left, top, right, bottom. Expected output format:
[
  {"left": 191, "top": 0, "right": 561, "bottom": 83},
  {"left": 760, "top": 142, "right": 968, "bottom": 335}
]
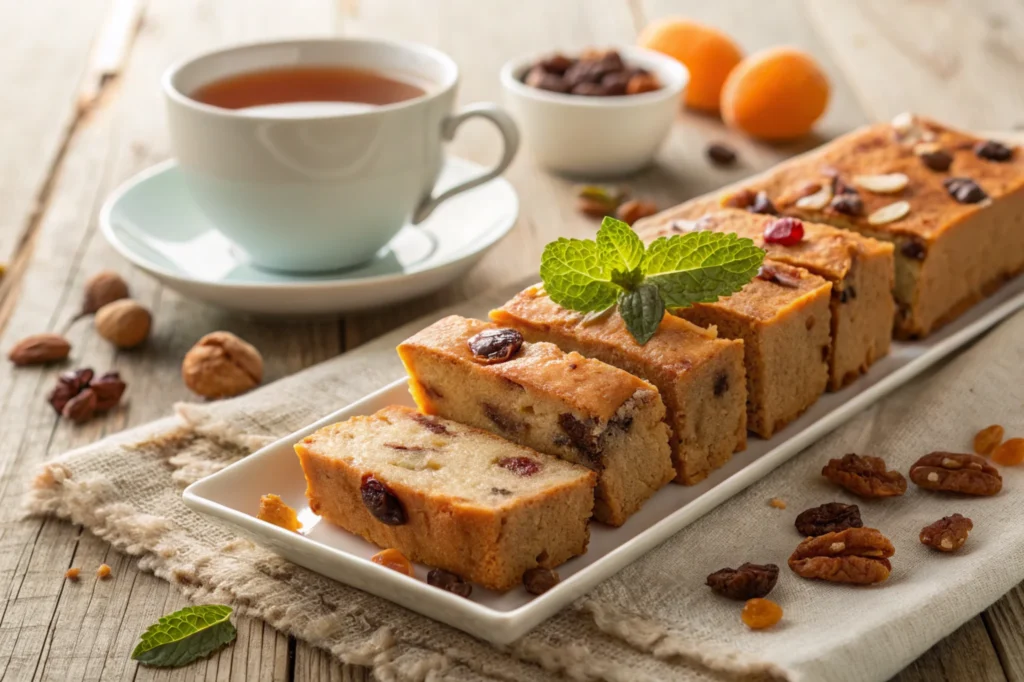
[{"left": 184, "top": 275, "right": 1024, "bottom": 645}]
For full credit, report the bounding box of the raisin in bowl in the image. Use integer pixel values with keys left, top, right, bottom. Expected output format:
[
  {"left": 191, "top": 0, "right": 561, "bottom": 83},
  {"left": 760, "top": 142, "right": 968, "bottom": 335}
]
[{"left": 500, "top": 46, "right": 688, "bottom": 177}]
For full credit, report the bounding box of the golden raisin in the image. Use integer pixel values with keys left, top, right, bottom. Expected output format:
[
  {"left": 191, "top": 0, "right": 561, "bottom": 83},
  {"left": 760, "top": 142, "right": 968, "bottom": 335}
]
[
  {"left": 973, "top": 424, "right": 1004, "bottom": 455},
  {"left": 371, "top": 548, "right": 413, "bottom": 577},
  {"left": 65, "top": 568, "right": 80, "bottom": 581},
  {"left": 741, "top": 598, "right": 783, "bottom": 630},
  {"left": 992, "top": 438, "right": 1024, "bottom": 466},
  {"left": 96, "top": 564, "right": 112, "bottom": 580},
  {"left": 769, "top": 497, "right": 787, "bottom": 510}
]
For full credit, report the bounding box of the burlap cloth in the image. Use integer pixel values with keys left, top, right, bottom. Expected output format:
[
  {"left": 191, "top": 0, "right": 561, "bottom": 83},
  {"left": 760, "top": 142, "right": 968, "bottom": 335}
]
[{"left": 23, "top": 275, "right": 1024, "bottom": 682}]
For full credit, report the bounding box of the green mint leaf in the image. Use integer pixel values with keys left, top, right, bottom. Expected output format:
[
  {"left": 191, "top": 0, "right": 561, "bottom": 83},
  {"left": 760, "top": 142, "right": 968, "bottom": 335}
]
[
  {"left": 596, "top": 217, "right": 645, "bottom": 276},
  {"left": 617, "top": 283, "right": 665, "bottom": 345},
  {"left": 642, "top": 231, "right": 764, "bottom": 309},
  {"left": 132, "top": 605, "right": 236, "bottom": 668},
  {"left": 540, "top": 237, "right": 620, "bottom": 312}
]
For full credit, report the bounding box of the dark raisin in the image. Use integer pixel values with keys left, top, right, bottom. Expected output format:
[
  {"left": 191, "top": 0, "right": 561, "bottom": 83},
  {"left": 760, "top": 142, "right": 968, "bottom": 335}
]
[
  {"left": 90, "top": 371, "right": 126, "bottom": 411},
  {"left": 523, "top": 567, "right": 560, "bottom": 595},
  {"left": 538, "top": 54, "right": 574, "bottom": 75},
  {"left": 467, "top": 328, "right": 524, "bottom": 364},
  {"left": 411, "top": 412, "right": 450, "bottom": 435},
  {"left": 568, "top": 363, "right": 578, "bottom": 370},
  {"left": 427, "top": 568, "right": 473, "bottom": 598},
  {"left": 384, "top": 442, "right": 428, "bottom": 452},
  {"left": 422, "top": 383, "right": 444, "bottom": 400},
  {"left": 557, "top": 413, "right": 601, "bottom": 460},
  {"left": 839, "top": 286, "right": 857, "bottom": 303},
  {"left": 609, "top": 414, "right": 633, "bottom": 433},
  {"left": 524, "top": 67, "right": 570, "bottom": 94},
  {"left": 901, "top": 240, "right": 927, "bottom": 261},
  {"left": 600, "top": 70, "right": 631, "bottom": 96},
  {"left": 830, "top": 193, "right": 864, "bottom": 216},
  {"left": 497, "top": 457, "right": 541, "bottom": 477},
  {"left": 571, "top": 82, "right": 612, "bottom": 97},
  {"left": 490, "top": 487, "right": 512, "bottom": 496},
  {"left": 360, "top": 474, "right": 407, "bottom": 526},
  {"left": 919, "top": 148, "right": 953, "bottom": 172},
  {"left": 944, "top": 177, "right": 987, "bottom": 204},
  {"left": 62, "top": 388, "right": 97, "bottom": 423},
  {"left": 795, "top": 502, "right": 863, "bottom": 536},
  {"left": 706, "top": 143, "right": 737, "bottom": 166},
  {"left": 748, "top": 191, "right": 777, "bottom": 215},
  {"left": 713, "top": 372, "right": 729, "bottom": 397},
  {"left": 706, "top": 563, "right": 779, "bottom": 600},
  {"left": 974, "top": 139, "right": 1014, "bottom": 162},
  {"left": 483, "top": 403, "right": 524, "bottom": 434}
]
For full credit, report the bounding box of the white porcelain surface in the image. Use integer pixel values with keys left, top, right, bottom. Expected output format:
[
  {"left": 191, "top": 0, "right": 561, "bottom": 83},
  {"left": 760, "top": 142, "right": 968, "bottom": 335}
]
[
  {"left": 184, "top": 274, "right": 1024, "bottom": 645},
  {"left": 500, "top": 46, "right": 687, "bottom": 177},
  {"left": 99, "top": 157, "right": 518, "bottom": 316},
  {"left": 164, "top": 38, "right": 518, "bottom": 272}
]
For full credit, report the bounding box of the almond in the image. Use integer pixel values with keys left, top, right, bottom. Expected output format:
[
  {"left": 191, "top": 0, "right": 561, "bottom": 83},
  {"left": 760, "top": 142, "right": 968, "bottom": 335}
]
[
  {"left": 8, "top": 333, "right": 71, "bottom": 366},
  {"left": 853, "top": 173, "right": 909, "bottom": 194},
  {"left": 868, "top": 201, "right": 911, "bottom": 226},
  {"left": 795, "top": 183, "right": 833, "bottom": 210}
]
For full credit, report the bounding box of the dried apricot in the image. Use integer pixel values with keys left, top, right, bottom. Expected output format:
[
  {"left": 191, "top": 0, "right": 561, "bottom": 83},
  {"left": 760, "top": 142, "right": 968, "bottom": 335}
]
[
  {"left": 992, "top": 438, "right": 1024, "bottom": 466},
  {"left": 741, "top": 598, "right": 783, "bottom": 630},
  {"left": 973, "top": 424, "right": 1004, "bottom": 455},
  {"left": 371, "top": 548, "right": 413, "bottom": 576},
  {"left": 721, "top": 47, "right": 830, "bottom": 140},
  {"left": 637, "top": 18, "right": 743, "bottom": 112}
]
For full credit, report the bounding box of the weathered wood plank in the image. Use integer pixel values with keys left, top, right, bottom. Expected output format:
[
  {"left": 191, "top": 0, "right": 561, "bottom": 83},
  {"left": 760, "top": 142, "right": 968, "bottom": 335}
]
[
  {"left": 984, "top": 587, "right": 1024, "bottom": 681},
  {"left": 890, "top": 615, "right": 1006, "bottom": 682},
  {"left": 803, "top": 0, "right": 1024, "bottom": 128}
]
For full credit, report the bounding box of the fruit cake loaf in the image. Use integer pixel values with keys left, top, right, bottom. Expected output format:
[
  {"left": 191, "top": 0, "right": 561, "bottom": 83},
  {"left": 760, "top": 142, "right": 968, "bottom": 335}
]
[
  {"left": 397, "top": 315, "right": 674, "bottom": 526},
  {"left": 638, "top": 114, "right": 1024, "bottom": 338},
  {"left": 295, "top": 405, "right": 596, "bottom": 592},
  {"left": 673, "top": 261, "right": 832, "bottom": 438},
  {"left": 490, "top": 286, "right": 747, "bottom": 485},
  {"left": 638, "top": 209, "right": 894, "bottom": 389}
]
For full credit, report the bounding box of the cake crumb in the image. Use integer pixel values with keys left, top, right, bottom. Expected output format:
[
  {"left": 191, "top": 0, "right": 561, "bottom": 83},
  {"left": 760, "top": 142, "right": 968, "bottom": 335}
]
[
  {"left": 769, "top": 498, "right": 787, "bottom": 510},
  {"left": 65, "top": 567, "right": 80, "bottom": 581},
  {"left": 257, "top": 494, "right": 303, "bottom": 532},
  {"left": 96, "top": 564, "right": 112, "bottom": 580}
]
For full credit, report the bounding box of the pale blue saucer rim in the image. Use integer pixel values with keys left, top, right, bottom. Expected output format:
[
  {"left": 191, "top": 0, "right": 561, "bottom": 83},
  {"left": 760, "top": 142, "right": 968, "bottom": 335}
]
[{"left": 99, "top": 157, "right": 519, "bottom": 291}]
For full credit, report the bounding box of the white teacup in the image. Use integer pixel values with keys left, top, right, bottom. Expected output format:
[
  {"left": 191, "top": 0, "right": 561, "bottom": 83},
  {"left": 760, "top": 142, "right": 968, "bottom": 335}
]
[{"left": 163, "top": 39, "right": 519, "bottom": 273}]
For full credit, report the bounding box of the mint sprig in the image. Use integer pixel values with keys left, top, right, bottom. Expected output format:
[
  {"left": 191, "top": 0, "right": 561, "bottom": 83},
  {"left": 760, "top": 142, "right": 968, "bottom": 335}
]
[
  {"left": 541, "top": 217, "right": 765, "bottom": 344},
  {"left": 131, "top": 605, "right": 236, "bottom": 668}
]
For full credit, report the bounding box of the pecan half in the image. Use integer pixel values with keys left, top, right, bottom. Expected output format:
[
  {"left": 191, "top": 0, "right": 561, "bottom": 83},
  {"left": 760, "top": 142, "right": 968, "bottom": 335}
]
[
  {"left": 795, "top": 502, "right": 863, "bottom": 536},
  {"left": 822, "top": 454, "right": 907, "bottom": 498},
  {"left": 788, "top": 528, "right": 894, "bottom": 584},
  {"left": 909, "top": 452, "right": 1002, "bottom": 496},
  {"left": 920, "top": 514, "right": 973, "bottom": 552},
  {"left": 706, "top": 563, "right": 779, "bottom": 600}
]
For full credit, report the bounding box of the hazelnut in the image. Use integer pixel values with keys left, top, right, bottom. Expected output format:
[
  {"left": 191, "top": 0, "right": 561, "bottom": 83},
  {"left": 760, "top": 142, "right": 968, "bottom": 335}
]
[
  {"left": 82, "top": 271, "right": 129, "bottom": 314},
  {"left": 95, "top": 299, "right": 151, "bottom": 349},
  {"left": 182, "top": 331, "right": 263, "bottom": 399}
]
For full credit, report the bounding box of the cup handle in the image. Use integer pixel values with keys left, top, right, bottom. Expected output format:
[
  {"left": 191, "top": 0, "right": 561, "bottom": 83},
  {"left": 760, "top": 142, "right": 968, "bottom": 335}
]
[{"left": 412, "top": 103, "right": 520, "bottom": 224}]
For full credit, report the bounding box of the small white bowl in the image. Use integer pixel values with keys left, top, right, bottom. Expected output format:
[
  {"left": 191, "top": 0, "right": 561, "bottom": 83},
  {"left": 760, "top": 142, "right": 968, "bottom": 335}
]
[{"left": 500, "top": 46, "right": 688, "bottom": 178}]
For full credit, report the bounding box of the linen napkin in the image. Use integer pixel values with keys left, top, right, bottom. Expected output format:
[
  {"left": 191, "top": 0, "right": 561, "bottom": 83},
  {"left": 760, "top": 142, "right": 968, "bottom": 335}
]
[{"left": 23, "top": 275, "right": 1024, "bottom": 682}]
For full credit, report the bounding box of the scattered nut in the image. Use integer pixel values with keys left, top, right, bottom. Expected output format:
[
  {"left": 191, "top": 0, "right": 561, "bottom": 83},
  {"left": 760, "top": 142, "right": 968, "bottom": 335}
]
[
  {"left": 789, "top": 527, "right": 894, "bottom": 584},
  {"left": 973, "top": 424, "right": 1005, "bottom": 455},
  {"left": 95, "top": 299, "right": 151, "bottom": 349},
  {"left": 909, "top": 452, "right": 1002, "bottom": 496},
  {"left": 82, "top": 271, "right": 130, "bottom": 314},
  {"left": 741, "top": 598, "right": 783, "bottom": 630},
  {"left": 867, "top": 200, "right": 911, "bottom": 226},
  {"left": 182, "top": 331, "right": 263, "bottom": 399},
  {"left": 706, "top": 563, "right": 778, "bottom": 600},
  {"left": 615, "top": 199, "right": 658, "bottom": 226},
  {"left": 822, "top": 453, "right": 907, "bottom": 497},
  {"left": 795, "top": 502, "right": 863, "bottom": 537},
  {"left": 8, "top": 333, "right": 71, "bottom": 366},
  {"left": 920, "top": 514, "right": 972, "bottom": 553},
  {"left": 65, "top": 567, "right": 81, "bottom": 581},
  {"left": 992, "top": 438, "right": 1024, "bottom": 466},
  {"left": 96, "top": 564, "right": 112, "bottom": 580},
  {"left": 853, "top": 173, "right": 909, "bottom": 194},
  {"left": 523, "top": 567, "right": 559, "bottom": 595}
]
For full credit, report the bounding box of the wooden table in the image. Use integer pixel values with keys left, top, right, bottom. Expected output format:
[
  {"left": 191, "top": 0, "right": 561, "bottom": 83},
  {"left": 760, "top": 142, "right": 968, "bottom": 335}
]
[{"left": 2, "top": 1, "right": 1023, "bottom": 679}]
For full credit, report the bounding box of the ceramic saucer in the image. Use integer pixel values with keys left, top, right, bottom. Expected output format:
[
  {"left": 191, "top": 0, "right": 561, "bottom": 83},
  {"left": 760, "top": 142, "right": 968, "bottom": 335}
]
[{"left": 100, "top": 157, "right": 519, "bottom": 316}]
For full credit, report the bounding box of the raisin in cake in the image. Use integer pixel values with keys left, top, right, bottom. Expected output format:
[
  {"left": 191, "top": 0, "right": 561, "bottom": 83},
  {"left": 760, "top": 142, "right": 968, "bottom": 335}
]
[
  {"left": 673, "top": 262, "right": 832, "bottom": 438},
  {"left": 491, "top": 286, "right": 747, "bottom": 485},
  {"left": 397, "top": 315, "right": 674, "bottom": 526},
  {"left": 294, "top": 405, "right": 596, "bottom": 592},
  {"left": 639, "top": 209, "right": 894, "bottom": 389}
]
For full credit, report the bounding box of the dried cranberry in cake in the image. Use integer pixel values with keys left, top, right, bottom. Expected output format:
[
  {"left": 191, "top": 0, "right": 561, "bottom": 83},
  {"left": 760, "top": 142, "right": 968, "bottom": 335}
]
[
  {"left": 749, "top": 191, "right": 777, "bottom": 215},
  {"left": 763, "top": 217, "right": 804, "bottom": 245},
  {"left": 467, "top": 328, "right": 524, "bottom": 364},
  {"left": 944, "top": 177, "right": 987, "bottom": 204},
  {"left": 974, "top": 139, "right": 1014, "bottom": 162},
  {"left": 360, "top": 474, "right": 407, "bottom": 526},
  {"left": 498, "top": 456, "right": 541, "bottom": 476},
  {"left": 523, "top": 567, "right": 560, "bottom": 595},
  {"left": 427, "top": 568, "right": 473, "bottom": 597}
]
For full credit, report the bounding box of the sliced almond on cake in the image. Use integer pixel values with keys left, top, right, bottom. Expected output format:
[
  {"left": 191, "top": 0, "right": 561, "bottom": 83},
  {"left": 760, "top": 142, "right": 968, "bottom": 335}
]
[
  {"left": 867, "top": 200, "right": 911, "bottom": 226},
  {"left": 853, "top": 173, "right": 909, "bottom": 194}
]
